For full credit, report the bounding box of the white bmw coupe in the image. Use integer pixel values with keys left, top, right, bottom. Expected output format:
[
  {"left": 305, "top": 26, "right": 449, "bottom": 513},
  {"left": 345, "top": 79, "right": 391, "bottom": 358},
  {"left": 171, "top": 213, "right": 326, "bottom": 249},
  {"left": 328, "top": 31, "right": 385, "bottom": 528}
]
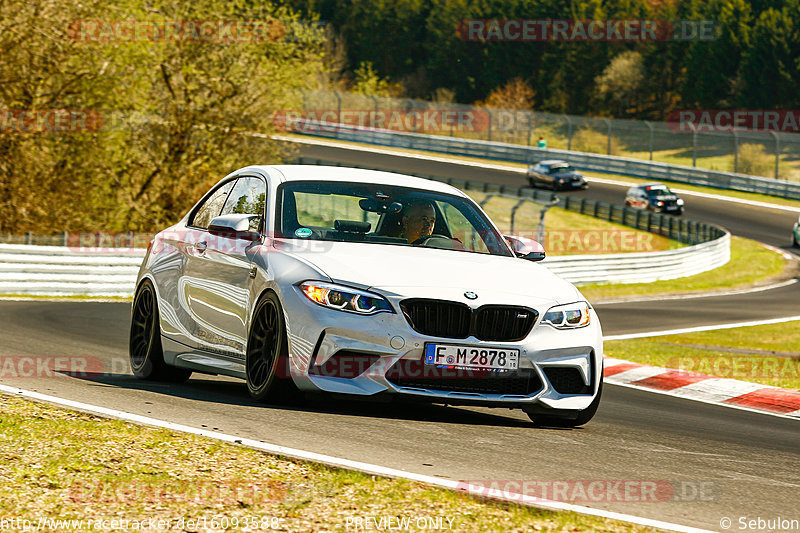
[{"left": 130, "top": 165, "right": 603, "bottom": 426}]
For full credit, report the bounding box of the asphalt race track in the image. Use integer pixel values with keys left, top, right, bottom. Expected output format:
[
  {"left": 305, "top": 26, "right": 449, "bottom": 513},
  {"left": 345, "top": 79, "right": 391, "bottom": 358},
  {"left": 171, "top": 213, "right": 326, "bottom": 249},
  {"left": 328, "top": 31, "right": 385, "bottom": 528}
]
[
  {"left": 0, "top": 299, "right": 798, "bottom": 531},
  {"left": 2, "top": 141, "right": 799, "bottom": 531}
]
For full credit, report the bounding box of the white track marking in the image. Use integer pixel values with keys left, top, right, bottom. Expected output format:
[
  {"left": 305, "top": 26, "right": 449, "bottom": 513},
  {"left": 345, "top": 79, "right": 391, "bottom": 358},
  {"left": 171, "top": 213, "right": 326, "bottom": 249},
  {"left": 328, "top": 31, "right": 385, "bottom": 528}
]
[
  {"left": 0, "top": 384, "right": 714, "bottom": 533},
  {"left": 596, "top": 278, "right": 798, "bottom": 305},
  {"left": 603, "top": 315, "right": 800, "bottom": 341}
]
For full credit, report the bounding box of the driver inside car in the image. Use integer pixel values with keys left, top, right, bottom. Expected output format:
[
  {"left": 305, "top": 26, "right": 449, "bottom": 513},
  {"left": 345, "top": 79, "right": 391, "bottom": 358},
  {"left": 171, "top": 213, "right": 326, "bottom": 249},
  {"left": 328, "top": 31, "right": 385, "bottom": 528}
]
[{"left": 400, "top": 200, "right": 436, "bottom": 244}]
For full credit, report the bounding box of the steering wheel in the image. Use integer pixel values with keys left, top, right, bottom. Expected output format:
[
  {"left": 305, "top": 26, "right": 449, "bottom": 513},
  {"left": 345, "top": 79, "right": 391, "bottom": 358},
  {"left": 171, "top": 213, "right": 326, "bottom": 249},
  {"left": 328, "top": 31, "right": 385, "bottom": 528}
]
[{"left": 410, "top": 234, "right": 440, "bottom": 246}]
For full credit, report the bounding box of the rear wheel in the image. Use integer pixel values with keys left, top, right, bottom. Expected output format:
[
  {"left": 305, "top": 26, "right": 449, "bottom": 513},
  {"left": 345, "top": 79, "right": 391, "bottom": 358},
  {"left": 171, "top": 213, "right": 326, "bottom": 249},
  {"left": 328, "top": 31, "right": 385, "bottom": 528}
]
[
  {"left": 129, "top": 280, "right": 192, "bottom": 382},
  {"left": 246, "top": 292, "right": 297, "bottom": 402},
  {"left": 526, "top": 380, "right": 603, "bottom": 428}
]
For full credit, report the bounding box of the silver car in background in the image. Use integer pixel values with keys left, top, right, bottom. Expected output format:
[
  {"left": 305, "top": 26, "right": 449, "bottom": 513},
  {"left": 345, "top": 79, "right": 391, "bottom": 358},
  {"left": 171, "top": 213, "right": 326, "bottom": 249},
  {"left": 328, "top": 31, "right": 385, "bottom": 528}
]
[{"left": 130, "top": 165, "right": 603, "bottom": 427}]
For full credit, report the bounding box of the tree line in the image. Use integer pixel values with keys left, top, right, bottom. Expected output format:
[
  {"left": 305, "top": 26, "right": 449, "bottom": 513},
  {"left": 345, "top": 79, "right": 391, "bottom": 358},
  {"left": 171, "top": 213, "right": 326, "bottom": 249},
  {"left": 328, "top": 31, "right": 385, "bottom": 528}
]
[{"left": 286, "top": 0, "right": 800, "bottom": 117}]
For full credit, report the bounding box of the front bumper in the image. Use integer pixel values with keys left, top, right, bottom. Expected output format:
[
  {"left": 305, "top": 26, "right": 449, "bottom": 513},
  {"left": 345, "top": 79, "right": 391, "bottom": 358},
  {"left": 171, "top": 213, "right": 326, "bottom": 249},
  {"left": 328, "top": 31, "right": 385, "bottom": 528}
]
[{"left": 280, "top": 284, "right": 603, "bottom": 411}]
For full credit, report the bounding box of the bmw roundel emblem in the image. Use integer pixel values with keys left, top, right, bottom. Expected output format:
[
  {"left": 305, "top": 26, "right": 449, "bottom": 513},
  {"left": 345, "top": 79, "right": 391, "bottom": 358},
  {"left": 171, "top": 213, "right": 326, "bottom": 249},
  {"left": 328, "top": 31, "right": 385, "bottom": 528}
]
[{"left": 464, "top": 291, "right": 478, "bottom": 300}]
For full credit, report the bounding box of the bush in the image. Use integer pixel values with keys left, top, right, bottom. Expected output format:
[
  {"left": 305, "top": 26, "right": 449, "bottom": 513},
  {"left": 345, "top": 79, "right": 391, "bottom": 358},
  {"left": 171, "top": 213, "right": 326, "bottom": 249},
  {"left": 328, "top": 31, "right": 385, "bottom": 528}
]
[
  {"left": 734, "top": 143, "right": 774, "bottom": 177},
  {"left": 570, "top": 127, "right": 621, "bottom": 155}
]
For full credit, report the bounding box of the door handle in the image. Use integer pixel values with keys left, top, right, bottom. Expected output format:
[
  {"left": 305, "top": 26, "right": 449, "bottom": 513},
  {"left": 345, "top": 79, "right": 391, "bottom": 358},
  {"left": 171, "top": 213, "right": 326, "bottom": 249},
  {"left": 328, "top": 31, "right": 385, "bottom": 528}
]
[{"left": 195, "top": 241, "right": 208, "bottom": 253}]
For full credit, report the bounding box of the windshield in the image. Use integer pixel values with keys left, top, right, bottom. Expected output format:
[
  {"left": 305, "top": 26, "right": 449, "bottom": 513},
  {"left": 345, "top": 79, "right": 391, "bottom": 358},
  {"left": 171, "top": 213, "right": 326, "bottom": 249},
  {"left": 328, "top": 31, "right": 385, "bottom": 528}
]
[
  {"left": 278, "top": 181, "right": 512, "bottom": 256},
  {"left": 644, "top": 185, "right": 672, "bottom": 196},
  {"left": 548, "top": 164, "right": 574, "bottom": 173}
]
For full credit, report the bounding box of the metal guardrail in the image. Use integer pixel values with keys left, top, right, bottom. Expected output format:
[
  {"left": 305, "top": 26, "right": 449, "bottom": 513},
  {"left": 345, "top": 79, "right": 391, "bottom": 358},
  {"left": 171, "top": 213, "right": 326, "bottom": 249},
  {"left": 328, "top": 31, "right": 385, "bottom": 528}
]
[
  {"left": 288, "top": 121, "right": 800, "bottom": 201},
  {"left": 0, "top": 156, "right": 731, "bottom": 296},
  {"left": 0, "top": 233, "right": 729, "bottom": 297},
  {"left": 0, "top": 244, "right": 144, "bottom": 297}
]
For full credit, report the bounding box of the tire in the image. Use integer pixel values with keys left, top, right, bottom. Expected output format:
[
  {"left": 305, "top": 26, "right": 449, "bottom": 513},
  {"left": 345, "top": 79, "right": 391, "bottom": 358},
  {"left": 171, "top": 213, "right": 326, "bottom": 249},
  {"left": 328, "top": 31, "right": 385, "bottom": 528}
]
[
  {"left": 245, "top": 291, "right": 297, "bottom": 402},
  {"left": 129, "top": 279, "right": 192, "bottom": 382},
  {"left": 793, "top": 232, "right": 799, "bottom": 247},
  {"left": 526, "top": 380, "right": 603, "bottom": 428}
]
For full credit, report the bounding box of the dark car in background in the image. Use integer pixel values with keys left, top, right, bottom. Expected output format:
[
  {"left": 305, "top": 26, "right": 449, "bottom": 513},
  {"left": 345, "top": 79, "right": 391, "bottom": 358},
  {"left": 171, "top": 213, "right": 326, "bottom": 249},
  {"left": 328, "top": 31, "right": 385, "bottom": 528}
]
[
  {"left": 793, "top": 215, "right": 800, "bottom": 247},
  {"left": 624, "top": 183, "right": 684, "bottom": 215},
  {"left": 527, "top": 160, "right": 589, "bottom": 191}
]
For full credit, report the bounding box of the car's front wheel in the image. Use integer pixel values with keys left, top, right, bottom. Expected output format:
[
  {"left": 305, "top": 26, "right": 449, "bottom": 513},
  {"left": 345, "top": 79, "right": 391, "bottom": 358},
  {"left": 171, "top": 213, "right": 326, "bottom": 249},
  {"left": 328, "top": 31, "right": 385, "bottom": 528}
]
[
  {"left": 129, "top": 279, "right": 192, "bottom": 382},
  {"left": 526, "top": 380, "right": 603, "bottom": 428},
  {"left": 246, "top": 292, "right": 296, "bottom": 402}
]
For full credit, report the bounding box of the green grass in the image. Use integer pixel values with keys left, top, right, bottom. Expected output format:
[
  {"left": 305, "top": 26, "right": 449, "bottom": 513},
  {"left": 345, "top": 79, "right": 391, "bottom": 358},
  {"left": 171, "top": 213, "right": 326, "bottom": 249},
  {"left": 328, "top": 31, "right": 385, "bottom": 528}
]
[
  {"left": 466, "top": 194, "right": 680, "bottom": 254},
  {"left": 0, "top": 394, "right": 660, "bottom": 532},
  {"left": 579, "top": 236, "right": 788, "bottom": 301},
  {"left": 605, "top": 321, "right": 800, "bottom": 390}
]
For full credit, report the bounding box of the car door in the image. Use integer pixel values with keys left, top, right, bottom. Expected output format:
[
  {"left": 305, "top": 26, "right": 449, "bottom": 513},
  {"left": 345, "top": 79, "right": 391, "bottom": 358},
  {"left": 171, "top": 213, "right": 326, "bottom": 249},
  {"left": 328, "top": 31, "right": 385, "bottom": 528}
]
[
  {"left": 181, "top": 175, "right": 267, "bottom": 358},
  {"left": 159, "top": 179, "right": 235, "bottom": 351}
]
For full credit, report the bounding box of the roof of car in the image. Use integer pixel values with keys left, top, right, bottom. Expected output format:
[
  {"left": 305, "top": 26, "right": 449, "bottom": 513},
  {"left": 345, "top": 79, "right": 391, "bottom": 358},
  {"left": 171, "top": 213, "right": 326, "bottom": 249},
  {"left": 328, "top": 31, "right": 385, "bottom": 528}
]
[
  {"left": 247, "top": 165, "right": 464, "bottom": 195},
  {"left": 538, "top": 160, "right": 569, "bottom": 166},
  {"left": 638, "top": 182, "right": 668, "bottom": 188}
]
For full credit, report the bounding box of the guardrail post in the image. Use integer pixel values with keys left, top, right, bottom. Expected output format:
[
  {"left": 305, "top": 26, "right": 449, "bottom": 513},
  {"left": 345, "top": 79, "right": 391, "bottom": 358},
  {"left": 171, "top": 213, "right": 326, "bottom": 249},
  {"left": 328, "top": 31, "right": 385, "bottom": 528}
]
[
  {"left": 25, "top": 231, "right": 32, "bottom": 245},
  {"left": 689, "top": 123, "right": 697, "bottom": 167},
  {"left": 771, "top": 131, "right": 780, "bottom": 179},
  {"left": 645, "top": 121, "right": 654, "bottom": 160},
  {"left": 510, "top": 199, "right": 527, "bottom": 234},
  {"left": 563, "top": 115, "right": 573, "bottom": 150},
  {"left": 527, "top": 111, "right": 533, "bottom": 146},
  {"left": 62, "top": 231, "right": 68, "bottom": 246},
  {"left": 300, "top": 88, "right": 308, "bottom": 111},
  {"left": 334, "top": 91, "right": 342, "bottom": 120},
  {"left": 479, "top": 194, "right": 495, "bottom": 208},
  {"left": 604, "top": 118, "right": 612, "bottom": 155},
  {"left": 732, "top": 130, "right": 739, "bottom": 173}
]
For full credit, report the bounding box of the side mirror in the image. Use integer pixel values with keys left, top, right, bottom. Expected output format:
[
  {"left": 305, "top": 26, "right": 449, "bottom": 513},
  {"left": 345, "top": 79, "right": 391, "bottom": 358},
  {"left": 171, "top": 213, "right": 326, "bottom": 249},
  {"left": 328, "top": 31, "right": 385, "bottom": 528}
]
[
  {"left": 505, "top": 235, "right": 546, "bottom": 262},
  {"left": 208, "top": 214, "right": 262, "bottom": 241}
]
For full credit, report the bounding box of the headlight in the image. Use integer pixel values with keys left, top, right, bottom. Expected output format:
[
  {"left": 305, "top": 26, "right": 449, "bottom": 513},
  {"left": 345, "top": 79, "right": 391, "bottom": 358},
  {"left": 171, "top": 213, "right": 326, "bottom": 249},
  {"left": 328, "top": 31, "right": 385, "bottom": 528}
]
[
  {"left": 299, "top": 281, "right": 394, "bottom": 315},
  {"left": 542, "top": 302, "right": 591, "bottom": 329},
  {"left": 677, "top": 198, "right": 684, "bottom": 205},
  {"left": 656, "top": 201, "right": 664, "bottom": 206}
]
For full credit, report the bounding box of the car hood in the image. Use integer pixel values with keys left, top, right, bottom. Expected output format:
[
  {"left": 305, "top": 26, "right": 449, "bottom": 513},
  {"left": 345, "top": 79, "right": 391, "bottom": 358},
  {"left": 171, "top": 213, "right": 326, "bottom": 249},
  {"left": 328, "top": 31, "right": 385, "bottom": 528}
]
[{"left": 274, "top": 240, "right": 580, "bottom": 304}]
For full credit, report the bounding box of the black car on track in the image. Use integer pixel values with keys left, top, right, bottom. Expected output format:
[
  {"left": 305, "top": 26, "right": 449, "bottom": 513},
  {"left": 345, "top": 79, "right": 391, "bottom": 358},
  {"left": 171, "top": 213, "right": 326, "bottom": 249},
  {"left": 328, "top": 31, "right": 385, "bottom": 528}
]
[
  {"left": 526, "top": 160, "right": 589, "bottom": 191},
  {"left": 624, "top": 183, "right": 684, "bottom": 215}
]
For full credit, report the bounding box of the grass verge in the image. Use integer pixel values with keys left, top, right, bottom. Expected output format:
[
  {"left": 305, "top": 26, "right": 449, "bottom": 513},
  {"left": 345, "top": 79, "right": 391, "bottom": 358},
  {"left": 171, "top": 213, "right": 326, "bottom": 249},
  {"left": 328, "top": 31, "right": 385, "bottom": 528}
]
[
  {"left": 604, "top": 321, "right": 800, "bottom": 390},
  {"left": 466, "top": 193, "right": 680, "bottom": 254},
  {"left": 0, "top": 394, "right": 659, "bottom": 532},
  {"left": 579, "top": 236, "right": 789, "bottom": 301}
]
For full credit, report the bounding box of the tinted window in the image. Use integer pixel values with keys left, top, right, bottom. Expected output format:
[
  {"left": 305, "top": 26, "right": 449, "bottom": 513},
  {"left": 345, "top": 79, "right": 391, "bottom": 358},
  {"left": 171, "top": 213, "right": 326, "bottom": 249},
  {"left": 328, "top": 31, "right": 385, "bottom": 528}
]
[
  {"left": 220, "top": 177, "right": 267, "bottom": 232},
  {"left": 190, "top": 180, "right": 234, "bottom": 229},
  {"left": 279, "top": 181, "right": 512, "bottom": 256}
]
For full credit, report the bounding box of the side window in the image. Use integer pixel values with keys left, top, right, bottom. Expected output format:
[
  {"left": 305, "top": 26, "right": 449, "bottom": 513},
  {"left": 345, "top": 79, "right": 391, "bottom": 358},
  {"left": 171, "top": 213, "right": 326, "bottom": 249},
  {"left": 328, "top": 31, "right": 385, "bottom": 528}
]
[
  {"left": 437, "top": 201, "right": 490, "bottom": 253},
  {"left": 190, "top": 181, "right": 235, "bottom": 229},
  {"left": 220, "top": 177, "right": 267, "bottom": 232}
]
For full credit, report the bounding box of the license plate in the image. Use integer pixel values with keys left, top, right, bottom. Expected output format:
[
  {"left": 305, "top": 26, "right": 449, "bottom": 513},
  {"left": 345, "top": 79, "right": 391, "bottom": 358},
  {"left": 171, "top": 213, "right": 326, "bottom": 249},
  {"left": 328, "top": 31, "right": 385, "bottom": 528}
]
[{"left": 424, "top": 343, "right": 519, "bottom": 371}]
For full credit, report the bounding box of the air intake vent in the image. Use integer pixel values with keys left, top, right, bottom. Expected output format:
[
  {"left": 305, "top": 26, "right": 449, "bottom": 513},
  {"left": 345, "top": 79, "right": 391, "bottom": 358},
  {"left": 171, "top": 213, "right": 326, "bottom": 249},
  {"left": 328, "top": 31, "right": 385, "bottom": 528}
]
[{"left": 400, "top": 299, "right": 537, "bottom": 341}]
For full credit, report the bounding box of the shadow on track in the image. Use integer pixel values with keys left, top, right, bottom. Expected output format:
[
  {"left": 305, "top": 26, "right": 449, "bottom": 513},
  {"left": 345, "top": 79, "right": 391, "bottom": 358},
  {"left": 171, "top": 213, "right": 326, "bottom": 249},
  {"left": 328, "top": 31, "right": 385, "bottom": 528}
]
[{"left": 55, "top": 369, "right": 562, "bottom": 430}]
